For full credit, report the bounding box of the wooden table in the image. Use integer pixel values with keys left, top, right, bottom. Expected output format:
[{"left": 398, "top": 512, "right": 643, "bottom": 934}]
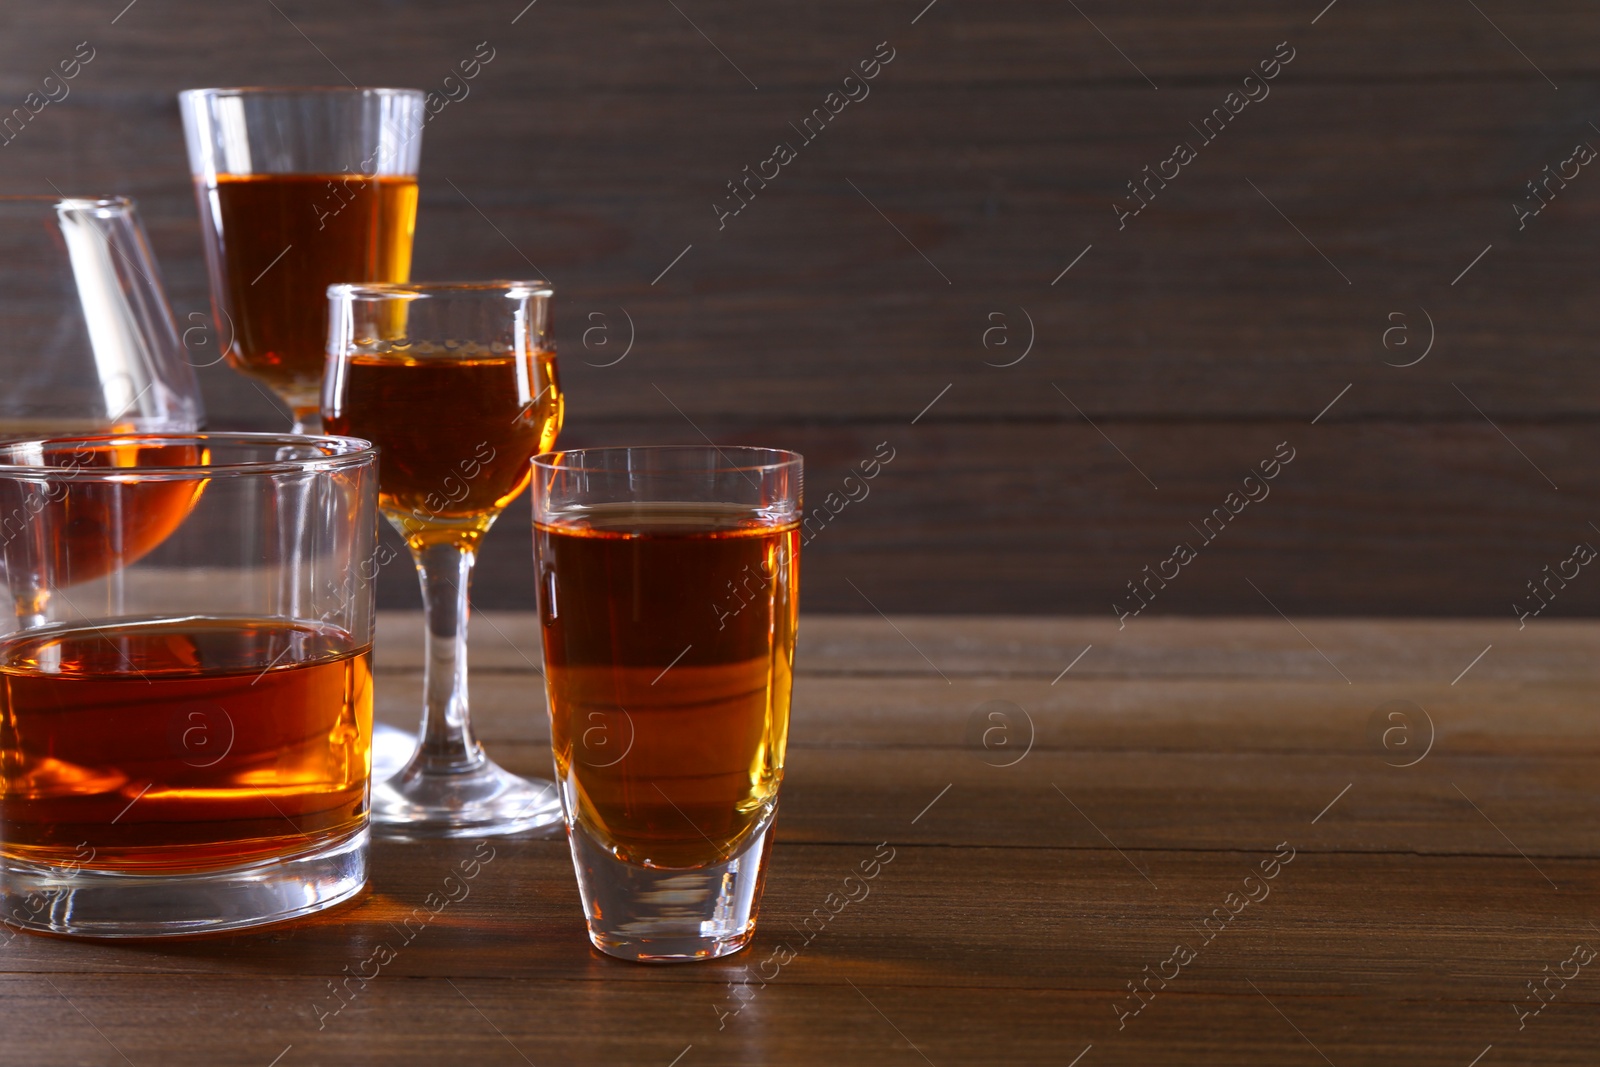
[{"left": 6, "top": 614, "right": 1597, "bottom": 1065}]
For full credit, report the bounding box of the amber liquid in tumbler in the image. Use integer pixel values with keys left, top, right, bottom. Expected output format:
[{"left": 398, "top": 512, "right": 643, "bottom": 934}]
[
  {"left": 196, "top": 174, "right": 418, "bottom": 411},
  {"left": 324, "top": 350, "right": 562, "bottom": 548},
  {"left": 0, "top": 617, "right": 372, "bottom": 873},
  {"left": 537, "top": 504, "right": 799, "bottom": 869}
]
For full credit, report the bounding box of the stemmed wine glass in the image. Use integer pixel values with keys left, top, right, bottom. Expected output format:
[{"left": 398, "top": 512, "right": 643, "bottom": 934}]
[
  {"left": 179, "top": 87, "right": 424, "bottom": 433},
  {"left": 0, "top": 195, "right": 203, "bottom": 438},
  {"left": 0, "top": 193, "right": 206, "bottom": 631},
  {"left": 323, "top": 281, "right": 564, "bottom": 836}
]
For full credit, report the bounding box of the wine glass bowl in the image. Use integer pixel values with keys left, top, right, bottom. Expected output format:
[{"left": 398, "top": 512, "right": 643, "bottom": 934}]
[
  {"left": 179, "top": 87, "right": 424, "bottom": 432},
  {"left": 31, "top": 438, "right": 210, "bottom": 588}
]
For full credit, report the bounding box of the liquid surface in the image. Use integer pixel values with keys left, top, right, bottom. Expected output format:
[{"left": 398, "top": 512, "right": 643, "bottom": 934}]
[
  {"left": 0, "top": 418, "right": 133, "bottom": 441},
  {"left": 0, "top": 616, "right": 372, "bottom": 872},
  {"left": 197, "top": 173, "right": 418, "bottom": 412},
  {"left": 537, "top": 503, "right": 799, "bottom": 868},
  {"left": 324, "top": 349, "right": 561, "bottom": 549}
]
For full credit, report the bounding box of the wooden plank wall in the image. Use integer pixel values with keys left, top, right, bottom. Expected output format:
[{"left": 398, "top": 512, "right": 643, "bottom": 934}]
[{"left": 3, "top": 1, "right": 1598, "bottom": 616}]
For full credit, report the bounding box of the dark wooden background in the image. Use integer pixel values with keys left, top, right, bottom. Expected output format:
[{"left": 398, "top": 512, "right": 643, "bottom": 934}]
[{"left": 4, "top": 0, "right": 1599, "bottom": 617}]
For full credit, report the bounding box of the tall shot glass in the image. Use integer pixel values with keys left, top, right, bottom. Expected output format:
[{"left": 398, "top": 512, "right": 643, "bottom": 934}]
[
  {"left": 0, "top": 433, "right": 378, "bottom": 937},
  {"left": 532, "top": 446, "right": 801, "bottom": 962}
]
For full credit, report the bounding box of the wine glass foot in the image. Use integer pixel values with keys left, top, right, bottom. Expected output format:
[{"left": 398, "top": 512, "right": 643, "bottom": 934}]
[
  {"left": 370, "top": 757, "right": 563, "bottom": 840},
  {"left": 371, "top": 722, "right": 419, "bottom": 783}
]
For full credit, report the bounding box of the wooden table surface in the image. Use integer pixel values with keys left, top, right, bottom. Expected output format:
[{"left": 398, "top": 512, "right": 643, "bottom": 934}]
[{"left": 5, "top": 613, "right": 1597, "bottom": 1066}]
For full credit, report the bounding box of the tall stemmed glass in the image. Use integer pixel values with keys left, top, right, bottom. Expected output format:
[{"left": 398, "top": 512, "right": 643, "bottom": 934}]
[
  {"left": 179, "top": 87, "right": 424, "bottom": 433},
  {"left": 323, "top": 282, "right": 564, "bottom": 836},
  {"left": 0, "top": 194, "right": 206, "bottom": 630}
]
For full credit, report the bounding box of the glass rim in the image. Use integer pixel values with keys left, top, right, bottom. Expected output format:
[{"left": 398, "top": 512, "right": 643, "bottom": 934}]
[
  {"left": 532, "top": 445, "right": 803, "bottom": 476},
  {"left": 0, "top": 432, "right": 376, "bottom": 480},
  {"left": 178, "top": 86, "right": 426, "bottom": 101},
  {"left": 328, "top": 280, "right": 553, "bottom": 300},
  {"left": 0, "top": 195, "right": 133, "bottom": 211}
]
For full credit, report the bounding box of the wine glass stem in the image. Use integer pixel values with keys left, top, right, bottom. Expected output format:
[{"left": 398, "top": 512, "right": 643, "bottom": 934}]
[{"left": 413, "top": 539, "right": 486, "bottom": 774}]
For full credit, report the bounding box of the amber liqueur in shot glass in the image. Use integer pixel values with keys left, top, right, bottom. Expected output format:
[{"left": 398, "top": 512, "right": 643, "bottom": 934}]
[
  {"left": 532, "top": 446, "right": 801, "bottom": 962},
  {"left": 0, "top": 433, "right": 378, "bottom": 937}
]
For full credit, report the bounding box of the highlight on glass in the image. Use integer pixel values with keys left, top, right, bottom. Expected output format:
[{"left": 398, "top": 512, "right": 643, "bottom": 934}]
[
  {"left": 179, "top": 87, "right": 424, "bottom": 432},
  {"left": 532, "top": 445, "right": 801, "bottom": 962},
  {"left": 0, "top": 195, "right": 203, "bottom": 440},
  {"left": 323, "top": 281, "right": 563, "bottom": 837},
  {"left": 0, "top": 433, "right": 379, "bottom": 937}
]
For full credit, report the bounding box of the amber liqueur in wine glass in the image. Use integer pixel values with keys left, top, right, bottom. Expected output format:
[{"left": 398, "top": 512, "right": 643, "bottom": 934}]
[
  {"left": 179, "top": 88, "right": 423, "bottom": 432},
  {"left": 323, "top": 281, "right": 563, "bottom": 836},
  {"left": 0, "top": 194, "right": 209, "bottom": 644}
]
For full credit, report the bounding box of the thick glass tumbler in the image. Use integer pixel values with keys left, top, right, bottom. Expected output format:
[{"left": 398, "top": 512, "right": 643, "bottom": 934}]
[
  {"left": 532, "top": 446, "right": 801, "bottom": 962},
  {"left": 179, "top": 87, "right": 424, "bottom": 432},
  {"left": 0, "top": 433, "right": 378, "bottom": 937}
]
